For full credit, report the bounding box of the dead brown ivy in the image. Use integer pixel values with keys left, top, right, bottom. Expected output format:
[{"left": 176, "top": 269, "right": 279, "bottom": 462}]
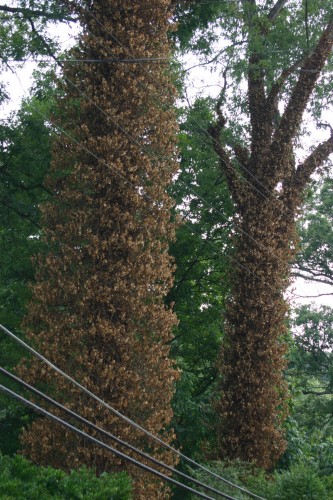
[
  {"left": 210, "top": 7, "right": 333, "bottom": 469},
  {"left": 18, "top": 1, "right": 179, "bottom": 497}
]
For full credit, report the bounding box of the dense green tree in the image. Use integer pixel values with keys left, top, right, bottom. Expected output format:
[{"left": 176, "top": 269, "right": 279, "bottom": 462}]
[
  {"left": 169, "top": 97, "right": 234, "bottom": 458},
  {"left": 294, "top": 175, "right": 333, "bottom": 292},
  {"left": 276, "top": 304, "right": 333, "bottom": 474},
  {"left": 0, "top": 86, "right": 56, "bottom": 455},
  {"left": 0, "top": 452, "right": 132, "bottom": 499},
  {"left": 0, "top": 0, "right": 73, "bottom": 62}
]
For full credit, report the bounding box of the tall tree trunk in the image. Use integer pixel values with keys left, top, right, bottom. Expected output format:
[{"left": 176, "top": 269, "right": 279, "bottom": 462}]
[
  {"left": 210, "top": 3, "right": 333, "bottom": 468},
  {"left": 18, "top": 1, "right": 179, "bottom": 497},
  {"left": 216, "top": 196, "right": 296, "bottom": 468}
]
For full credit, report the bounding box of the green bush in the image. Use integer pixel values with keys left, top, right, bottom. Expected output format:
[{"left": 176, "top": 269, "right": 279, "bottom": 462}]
[
  {"left": 250, "top": 462, "right": 331, "bottom": 500},
  {"left": 185, "top": 460, "right": 333, "bottom": 500},
  {"left": 0, "top": 453, "right": 132, "bottom": 499}
]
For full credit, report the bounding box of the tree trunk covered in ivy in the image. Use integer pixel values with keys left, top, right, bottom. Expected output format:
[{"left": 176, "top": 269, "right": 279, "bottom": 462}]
[
  {"left": 18, "top": 1, "right": 178, "bottom": 497},
  {"left": 206, "top": 2, "right": 333, "bottom": 468}
]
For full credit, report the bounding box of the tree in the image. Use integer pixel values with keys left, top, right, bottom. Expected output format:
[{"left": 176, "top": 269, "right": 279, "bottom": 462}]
[
  {"left": 293, "top": 174, "right": 333, "bottom": 294},
  {"left": 17, "top": 1, "right": 179, "bottom": 497},
  {"left": 0, "top": 1, "right": 73, "bottom": 70},
  {"left": 168, "top": 97, "right": 234, "bottom": 458},
  {"left": 282, "top": 304, "right": 333, "bottom": 473},
  {"left": 173, "top": 1, "right": 333, "bottom": 468},
  {"left": 0, "top": 88, "right": 55, "bottom": 455}
]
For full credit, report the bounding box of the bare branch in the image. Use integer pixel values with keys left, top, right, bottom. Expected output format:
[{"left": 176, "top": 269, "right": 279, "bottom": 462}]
[
  {"left": 268, "top": 0, "right": 289, "bottom": 22},
  {"left": 27, "top": 17, "right": 63, "bottom": 67},
  {"left": 271, "top": 16, "right": 333, "bottom": 161},
  {"left": 0, "top": 4, "right": 73, "bottom": 22},
  {"left": 293, "top": 133, "right": 333, "bottom": 192},
  {"left": 208, "top": 109, "right": 248, "bottom": 210},
  {"left": 292, "top": 292, "right": 333, "bottom": 299},
  {"left": 183, "top": 41, "right": 245, "bottom": 72}
]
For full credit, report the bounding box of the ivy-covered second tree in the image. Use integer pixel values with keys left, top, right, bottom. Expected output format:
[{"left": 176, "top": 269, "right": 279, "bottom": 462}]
[
  {"left": 174, "top": 0, "right": 333, "bottom": 469},
  {"left": 18, "top": 1, "right": 179, "bottom": 497}
]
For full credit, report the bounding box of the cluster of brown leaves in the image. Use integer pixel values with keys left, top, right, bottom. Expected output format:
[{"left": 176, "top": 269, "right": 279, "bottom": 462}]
[
  {"left": 18, "top": 1, "right": 179, "bottom": 497},
  {"left": 211, "top": 10, "right": 333, "bottom": 470}
]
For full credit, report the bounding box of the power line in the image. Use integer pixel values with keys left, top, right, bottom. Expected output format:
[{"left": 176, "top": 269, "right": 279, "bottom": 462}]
[
  {"left": 5, "top": 9, "right": 331, "bottom": 252},
  {"left": 69, "top": 11, "right": 306, "bottom": 276},
  {"left": 4, "top": 10, "right": 319, "bottom": 295},
  {"left": 3, "top": 13, "right": 304, "bottom": 305},
  {"left": 34, "top": 13, "right": 299, "bottom": 281},
  {"left": 0, "top": 323, "right": 265, "bottom": 500},
  {"left": 83, "top": 6, "right": 333, "bottom": 246},
  {"left": 10, "top": 66, "right": 277, "bottom": 290},
  {"left": 0, "top": 366, "right": 237, "bottom": 500},
  {"left": 0, "top": 383, "right": 218, "bottom": 500}
]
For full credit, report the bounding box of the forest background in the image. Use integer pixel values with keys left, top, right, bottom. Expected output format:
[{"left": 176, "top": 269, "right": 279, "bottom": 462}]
[{"left": 0, "top": 1, "right": 333, "bottom": 498}]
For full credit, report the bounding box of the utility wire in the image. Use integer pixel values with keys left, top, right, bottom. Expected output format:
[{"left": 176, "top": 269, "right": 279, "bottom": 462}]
[
  {"left": 0, "top": 324, "right": 265, "bottom": 500},
  {"left": 0, "top": 366, "right": 239, "bottom": 500},
  {"left": 10, "top": 66, "right": 277, "bottom": 290},
  {"left": 77, "top": 14, "right": 278, "bottom": 207},
  {"left": 83, "top": 5, "right": 333, "bottom": 246},
  {"left": 5, "top": 12, "right": 330, "bottom": 253},
  {"left": 23, "top": 8, "right": 297, "bottom": 282},
  {"left": 4, "top": 7, "right": 316, "bottom": 309},
  {"left": 53, "top": 16, "right": 308, "bottom": 280},
  {"left": 2, "top": 57, "right": 171, "bottom": 63},
  {"left": 0, "top": 382, "right": 219, "bottom": 500},
  {"left": 3, "top": 15, "right": 304, "bottom": 325}
]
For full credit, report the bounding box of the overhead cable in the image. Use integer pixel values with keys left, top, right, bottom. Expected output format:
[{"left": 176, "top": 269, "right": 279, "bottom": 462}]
[
  {"left": 0, "top": 324, "right": 265, "bottom": 500},
  {"left": 0, "top": 382, "right": 220, "bottom": 500},
  {"left": 81, "top": 11, "right": 309, "bottom": 259},
  {"left": 84, "top": 6, "right": 332, "bottom": 246},
  {"left": 11, "top": 67, "right": 276, "bottom": 289},
  {"left": 28, "top": 20, "right": 297, "bottom": 285},
  {"left": 0, "top": 366, "right": 237, "bottom": 500}
]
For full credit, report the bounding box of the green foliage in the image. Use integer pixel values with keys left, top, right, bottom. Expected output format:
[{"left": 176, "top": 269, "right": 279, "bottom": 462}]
[
  {"left": 187, "top": 460, "right": 261, "bottom": 499},
  {"left": 169, "top": 98, "right": 233, "bottom": 457},
  {"left": 0, "top": 1, "right": 71, "bottom": 65},
  {"left": 251, "top": 462, "right": 331, "bottom": 500},
  {"left": 183, "top": 460, "right": 333, "bottom": 500},
  {"left": 172, "top": 0, "right": 227, "bottom": 54},
  {"left": 0, "top": 80, "right": 55, "bottom": 455},
  {"left": 279, "top": 305, "right": 333, "bottom": 473},
  {"left": 0, "top": 453, "right": 132, "bottom": 499},
  {"left": 0, "top": 402, "right": 32, "bottom": 456},
  {"left": 295, "top": 175, "right": 333, "bottom": 288}
]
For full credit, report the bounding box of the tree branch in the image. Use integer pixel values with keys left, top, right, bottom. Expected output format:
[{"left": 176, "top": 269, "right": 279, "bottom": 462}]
[
  {"left": 293, "top": 133, "right": 333, "bottom": 193},
  {"left": 208, "top": 108, "right": 247, "bottom": 210},
  {"left": 268, "top": 0, "right": 289, "bottom": 22},
  {"left": 0, "top": 200, "right": 41, "bottom": 229},
  {"left": 302, "top": 389, "right": 333, "bottom": 396},
  {"left": 0, "top": 5, "right": 73, "bottom": 22},
  {"left": 266, "top": 57, "right": 305, "bottom": 118},
  {"left": 271, "top": 16, "right": 333, "bottom": 163},
  {"left": 27, "top": 17, "right": 63, "bottom": 66},
  {"left": 233, "top": 143, "right": 250, "bottom": 169},
  {"left": 292, "top": 292, "right": 333, "bottom": 299}
]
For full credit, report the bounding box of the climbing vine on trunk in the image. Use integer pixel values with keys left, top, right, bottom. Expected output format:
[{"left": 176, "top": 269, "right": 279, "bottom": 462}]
[
  {"left": 207, "top": 2, "right": 333, "bottom": 469},
  {"left": 18, "top": 1, "right": 179, "bottom": 497}
]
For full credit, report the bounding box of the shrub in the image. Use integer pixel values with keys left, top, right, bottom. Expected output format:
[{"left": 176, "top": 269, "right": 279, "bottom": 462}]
[{"left": 0, "top": 453, "right": 132, "bottom": 499}]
